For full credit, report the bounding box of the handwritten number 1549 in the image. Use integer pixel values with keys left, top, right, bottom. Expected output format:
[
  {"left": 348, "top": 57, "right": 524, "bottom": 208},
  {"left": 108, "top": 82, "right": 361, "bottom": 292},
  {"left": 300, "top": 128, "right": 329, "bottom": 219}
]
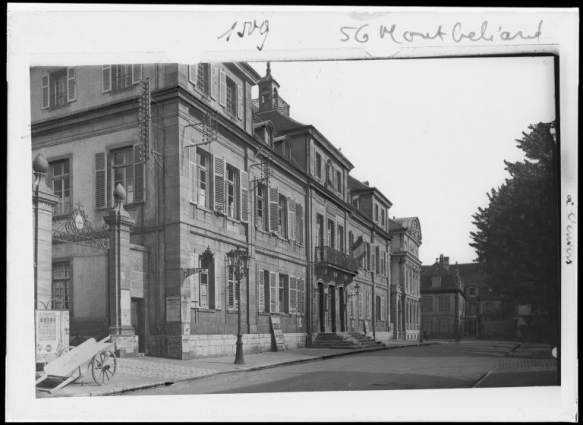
[{"left": 218, "top": 20, "right": 270, "bottom": 51}]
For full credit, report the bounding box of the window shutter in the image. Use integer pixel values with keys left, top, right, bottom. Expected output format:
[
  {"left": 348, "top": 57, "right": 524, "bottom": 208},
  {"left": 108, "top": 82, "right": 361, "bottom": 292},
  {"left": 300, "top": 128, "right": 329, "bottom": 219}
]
[
  {"left": 287, "top": 198, "right": 295, "bottom": 241},
  {"left": 268, "top": 186, "right": 279, "bottom": 233},
  {"left": 258, "top": 269, "right": 265, "bottom": 313},
  {"left": 219, "top": 69, "right": 227, "bottom": 107},
  {"left": 382, "top": 296, "right": 386, "bottom": 321},
  {"left": 66, "top": 67, "right": 76, "bottom": 102},
  {"left": 133, "top": 144, "right": 145, "bottom": 203},
  {"left": 214, "top": 258, "right": 222, "bottom": 310},
  {"left": 269, "top": 271, "right": 277, "bottom": 313},
  {"left": 237, "top": 83, "right": 243, "bottom": 120},
  {"left": 102, "top": 65, "right": 112, "bottom": 93},
  {"left": 95, "top": 152, "right": 107, "bottom": 209},
  {"left": 289, "top": 277, "right": 297, "bottom": 313},
  {"left": 190, "top": 253, "right": 199, "bottom": 307},
  {"left": 189, "top": 149, "right": 197, "bottom": 204},
  {"left": 213, "top": 156, "right": 225, "bottom": 213},
  {"left": 295, "top": 203, "right": 301, "bottom": 244},
  {"left": 188, "top": 64, "right": 198, "bottom": 86},
  {"left": 376, "top": 246, "right": 380, "bottom": 273},
  {"left": 299, "top": 278, "right": 305, "bottom": 314},
  {"left": 210, "top": 64, "right": 217, "bottom": 99},
  {"left": 41, "top": 74, "right": 50, "bottom": 109},
  {"left": 240, "top": 170, "right": 249, "bottom": 222},
  {"left": 132, "top": 64, "right": 142, "bottom": 84}
]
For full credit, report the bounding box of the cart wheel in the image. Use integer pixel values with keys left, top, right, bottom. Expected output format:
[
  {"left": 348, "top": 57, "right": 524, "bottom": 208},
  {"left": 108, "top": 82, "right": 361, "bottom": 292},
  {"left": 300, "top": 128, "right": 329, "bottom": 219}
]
[{"left": 91, "top": 350, "right": 117, "bottom": 385}]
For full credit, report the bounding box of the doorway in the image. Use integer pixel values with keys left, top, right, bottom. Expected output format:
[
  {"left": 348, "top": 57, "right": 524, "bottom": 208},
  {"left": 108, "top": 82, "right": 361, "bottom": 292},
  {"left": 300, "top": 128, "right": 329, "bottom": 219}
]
[
  {"left": 131, "top": 298, "right": 145, "bottom": 353},
  {"left": 318, "top": 282, "right": 325, "bottom": 332},
  {"left": 329, "top": 285, "right": 336, "bottom": 332},
  {"left": 339, "top": 287, "right": 345, "bottom": 332}
]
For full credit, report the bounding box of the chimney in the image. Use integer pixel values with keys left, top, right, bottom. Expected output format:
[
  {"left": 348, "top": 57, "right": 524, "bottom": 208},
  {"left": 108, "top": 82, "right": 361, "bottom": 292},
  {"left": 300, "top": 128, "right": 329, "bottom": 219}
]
[{"left": 444, "top": 256, "right": 450, "bottom": 270}]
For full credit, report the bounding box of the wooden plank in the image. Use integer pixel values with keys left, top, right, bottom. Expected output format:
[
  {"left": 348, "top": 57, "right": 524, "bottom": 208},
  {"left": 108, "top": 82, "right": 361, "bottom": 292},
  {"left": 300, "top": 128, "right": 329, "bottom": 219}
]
[
  {"left": 269, "top": 315, "right": 286, "bottom": 352},
  {"left": 43, "top": 338, "right": 97, "bottom": 377}
]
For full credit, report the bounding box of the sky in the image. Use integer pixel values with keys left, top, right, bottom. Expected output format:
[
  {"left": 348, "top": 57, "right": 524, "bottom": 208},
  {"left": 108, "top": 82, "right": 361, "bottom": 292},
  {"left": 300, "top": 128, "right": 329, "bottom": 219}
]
[{"left": 249, "top": 57, "right": 556, "bottom": 266}]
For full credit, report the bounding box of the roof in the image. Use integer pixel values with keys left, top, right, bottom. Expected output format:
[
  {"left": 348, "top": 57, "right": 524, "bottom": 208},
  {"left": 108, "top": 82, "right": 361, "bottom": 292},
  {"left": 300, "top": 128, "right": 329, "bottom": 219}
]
[
  {"left": 255, "top": 109, "right": 307, "bottom": 133},
  {"left": 388, "top": 218, "right": 407, "bottom": 232},
  {"left": 347, "top": 175, "right": 369, "bottom": 191},
  {"left": 420, "top": 257, "right": 463, "bottom": 294},
  {"left": 348, "top": 175, "right": 393, "bottom": 208}
]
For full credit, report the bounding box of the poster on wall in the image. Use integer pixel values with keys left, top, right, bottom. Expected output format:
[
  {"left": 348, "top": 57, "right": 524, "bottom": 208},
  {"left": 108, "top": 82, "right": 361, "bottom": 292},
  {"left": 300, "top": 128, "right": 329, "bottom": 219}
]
[{"left": 166, "top": 296, "right": 181, "bottom": 322}]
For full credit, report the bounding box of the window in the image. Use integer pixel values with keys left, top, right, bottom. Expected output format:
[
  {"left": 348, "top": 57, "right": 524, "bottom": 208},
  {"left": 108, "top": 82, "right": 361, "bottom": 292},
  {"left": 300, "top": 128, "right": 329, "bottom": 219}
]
[
  {"left": 375, "top": 246, "right": 380, "bottom": 273},
  {"left": 227, "top": 266, "right": 239, "bottom": 308},
  {"left": 226, "top": 166, "right": 238, "bottom": 219},
  {"left": 375, "top": 204, "right": 379, "bottom": 222},
  {"left": 466, "top": 287, "right": 476, "bottom": 296},
  {"left": 439, "top": 295, "right": 450, "bottom": 312},
  {"left": 327, "top": 220, "right": 335, "bottom": 249},
  {"left": 352, "top": 197, "right": 359, "bottom": 210},
  {"left": 50, "top": 159, "right": 71, "bottom": 216},
  {"left": 421, "top": 296, "right": 433, "bottom": 312},
  {"left": 337, "top": 225, "right": 344, "bottom": 253},
  {"left": 42, "top": 67, "right": 76, "bottom": 109},
  {"left": 256, "top": 183, "right": 267, "bottom": 230},
  {"left": 102, "top": 64, "right": 142, "bottom": 93},
  {"left": 199, "top": 271, "right": 209, "bottom": 308},
  {"left": 226, "top": 77, "right": 237, "bottom": 117},
  {"left": 336, "top": 170, "right": 342, "bottom": 192},
  {"left": 376, "top": 296, "right": 381, "bottom": 321},
  {"left": 316, "top": 214, "right": 324, "bottom": 247},
  {"left": 469, "top": 302, "right": 477, "bottom": 315},
  {"left": 315, "top": 153, "right": 322, "bottom": 179},
  {"left": 197, "top": 63, "right": 210, "bottom": 96},
  {"left": 52, "top": 262, "right": 72, "bottom": 313},
  {"left": 278, "top": 195, "right": 287, "bottom": 237},
  {"left": 381, "top": 209, "right": 385, "bottom": 227},
  {"left": 348, "top": 231, "right": 354, "bottom": 254},
  {"left": 279, "top": 274, "right": 288, "bottom": 314},
  {"left": 112, "top": 148, "right": 135, "bottom": 204},
  {"left": 196, "top": 151, "right": 209, "bottom": 207}
]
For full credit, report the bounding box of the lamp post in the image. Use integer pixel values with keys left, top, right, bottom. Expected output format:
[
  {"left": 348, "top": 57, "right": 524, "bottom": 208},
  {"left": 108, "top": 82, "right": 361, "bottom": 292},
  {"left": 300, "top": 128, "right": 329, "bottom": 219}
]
[{"left": 227, "top": 248, "right": 250, "bottom": 365}]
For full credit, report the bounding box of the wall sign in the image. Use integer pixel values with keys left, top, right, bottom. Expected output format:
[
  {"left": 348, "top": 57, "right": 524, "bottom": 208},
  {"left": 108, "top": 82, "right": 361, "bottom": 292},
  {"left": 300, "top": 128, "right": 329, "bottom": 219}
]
[{"left": 166, "top": 296, "right": 181, "bottom": 322}]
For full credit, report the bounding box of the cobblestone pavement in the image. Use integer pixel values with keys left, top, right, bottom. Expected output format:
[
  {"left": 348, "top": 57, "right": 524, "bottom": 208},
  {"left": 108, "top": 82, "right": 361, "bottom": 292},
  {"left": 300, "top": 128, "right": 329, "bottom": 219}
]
[
  {"left": 495, "top": 357, "right": 557, "bottom": 369},
  {"left": 117, "top": 358, "right": 218, "bottom": 381}
]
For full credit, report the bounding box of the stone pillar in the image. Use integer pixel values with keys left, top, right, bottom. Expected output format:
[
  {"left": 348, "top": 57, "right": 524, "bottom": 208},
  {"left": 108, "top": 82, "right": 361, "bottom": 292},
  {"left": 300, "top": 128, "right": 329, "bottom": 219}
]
[
  {"left": 32, "top": 154, "right": 59, "bottom": 308},
  {"left": 104, "top": 184, "right": 137, "bottom": 357}
]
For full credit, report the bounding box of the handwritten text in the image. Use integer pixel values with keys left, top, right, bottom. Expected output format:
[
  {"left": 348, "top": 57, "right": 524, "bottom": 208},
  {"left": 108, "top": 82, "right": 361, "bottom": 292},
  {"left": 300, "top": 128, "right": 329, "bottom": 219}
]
[
  {"left": 218, "top": 20, "right": 270, "bottom": 51},
  {"left": 340, "top": 20, "right": 543, "bottom": 45}
]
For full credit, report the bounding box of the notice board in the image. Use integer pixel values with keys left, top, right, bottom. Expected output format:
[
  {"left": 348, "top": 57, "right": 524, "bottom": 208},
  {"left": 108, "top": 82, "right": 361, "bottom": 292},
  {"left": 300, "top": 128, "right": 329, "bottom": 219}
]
[{"left": 269, "top": 315, "right": 286, "bottom": 352}]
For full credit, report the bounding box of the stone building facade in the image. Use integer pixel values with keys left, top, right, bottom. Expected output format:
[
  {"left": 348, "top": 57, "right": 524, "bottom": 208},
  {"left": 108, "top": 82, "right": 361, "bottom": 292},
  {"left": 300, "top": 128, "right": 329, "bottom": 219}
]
[
  {"left": 420, "top": 255, "right": 466, "bottom": 339},
  {"left": 31, "top": 62, "right": 415, "bottom": 358},
  {"left": 388, "top": 217, "right": 423, "bottom": 341}
]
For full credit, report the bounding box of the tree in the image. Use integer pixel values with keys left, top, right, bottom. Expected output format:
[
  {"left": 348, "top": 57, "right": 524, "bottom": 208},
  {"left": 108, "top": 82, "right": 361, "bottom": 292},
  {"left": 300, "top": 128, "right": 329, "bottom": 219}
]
[{"left": 470, "top": 121, "right": 559, "bottom": 344}]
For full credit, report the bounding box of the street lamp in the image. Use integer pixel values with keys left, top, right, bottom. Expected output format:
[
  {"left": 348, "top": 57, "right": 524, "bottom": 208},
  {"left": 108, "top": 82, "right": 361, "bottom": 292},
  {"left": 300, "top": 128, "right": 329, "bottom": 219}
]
[{"left": 227, "top": 247, "right": 250, "bottom": 364}]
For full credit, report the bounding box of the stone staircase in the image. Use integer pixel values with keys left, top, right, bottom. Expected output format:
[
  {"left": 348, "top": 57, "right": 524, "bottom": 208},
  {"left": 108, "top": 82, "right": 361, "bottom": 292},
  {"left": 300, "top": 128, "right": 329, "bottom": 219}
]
[{"left": 312, "top": 332, "right": 385, "bottom": 349}]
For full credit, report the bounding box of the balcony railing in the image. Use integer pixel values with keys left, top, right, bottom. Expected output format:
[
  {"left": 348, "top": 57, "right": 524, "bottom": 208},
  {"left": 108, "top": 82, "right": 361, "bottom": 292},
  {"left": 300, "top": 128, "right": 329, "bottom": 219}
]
[{"left": 315, "top": 246, "right": 358, "bottom": 274}]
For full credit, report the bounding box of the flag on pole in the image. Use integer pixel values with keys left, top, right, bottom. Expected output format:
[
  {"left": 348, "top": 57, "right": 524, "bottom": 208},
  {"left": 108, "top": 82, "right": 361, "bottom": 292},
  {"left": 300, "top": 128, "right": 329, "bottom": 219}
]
[{"left": 352, "top": 235, "right": 366, "bottom": 261}]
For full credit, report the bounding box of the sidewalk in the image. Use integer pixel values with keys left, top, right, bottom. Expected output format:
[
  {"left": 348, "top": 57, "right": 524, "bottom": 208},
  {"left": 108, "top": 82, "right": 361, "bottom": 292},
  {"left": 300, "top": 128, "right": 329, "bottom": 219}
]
[{"left": 35, "top": 339, "right": 438, "bottom": 398}]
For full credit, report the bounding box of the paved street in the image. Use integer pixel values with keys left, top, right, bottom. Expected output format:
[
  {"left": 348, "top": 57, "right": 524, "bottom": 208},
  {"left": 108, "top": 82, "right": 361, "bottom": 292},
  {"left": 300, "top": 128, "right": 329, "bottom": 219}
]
[{"left": 119, "top": 340, "right": 557, "bottom": 396}]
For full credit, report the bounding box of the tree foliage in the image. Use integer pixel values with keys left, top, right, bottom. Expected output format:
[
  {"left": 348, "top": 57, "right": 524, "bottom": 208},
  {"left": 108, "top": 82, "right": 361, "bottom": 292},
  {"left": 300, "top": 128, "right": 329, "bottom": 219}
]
[{"left": 470, "top": 122, "right": 559, "bottom": 329}]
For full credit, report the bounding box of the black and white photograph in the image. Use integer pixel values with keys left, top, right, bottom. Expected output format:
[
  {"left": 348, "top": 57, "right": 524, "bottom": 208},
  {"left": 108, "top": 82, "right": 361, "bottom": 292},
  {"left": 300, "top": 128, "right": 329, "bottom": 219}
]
[{"left": 7, "top": 5, "right": 578, "bottom": 423}]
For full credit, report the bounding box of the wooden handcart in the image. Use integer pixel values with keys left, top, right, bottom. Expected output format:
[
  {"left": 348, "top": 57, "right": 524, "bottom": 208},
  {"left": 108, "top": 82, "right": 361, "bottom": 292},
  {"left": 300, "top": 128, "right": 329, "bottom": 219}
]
[{"left": 35, "top": 335, "right": 118, "bottom": 394}]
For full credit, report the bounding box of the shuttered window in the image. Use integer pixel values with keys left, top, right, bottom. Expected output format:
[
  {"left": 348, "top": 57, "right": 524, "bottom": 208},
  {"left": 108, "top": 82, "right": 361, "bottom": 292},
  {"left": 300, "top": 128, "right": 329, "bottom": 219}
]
[
  {"left": 258, "top": 269, "right": 265, "bottom": 313},
  {"left": 227, "top": 266, "right": 238, "bottom": 308},
  {"left": 376, "top": 246, "right": 380, "bottom": 274},
  {"left": 214, "top": 258, "right": 222, "bottom": 310},
  {"left": 289, "top": 277, "right": 297, "bottom": 313},
  {"left": 287, "top": 198, "right": 295, "bottom": 241},
  {"left": 102, "top": 64, "right": 141, "bottom": 92},
  {"left": 279, "top": 274, "right": 288, "bottom": 314},
  {"left": 42, "top": 68, "right": 76, "bottom": 109},
  {"left": 295, "top": 203, "right": 303, "bottom": 244},
  {"left": 210, "top": 64, "right": 218, "bottom": 99},
  {"left": 298, "top": 278, "right": 305, "bottom": 314},
  {"left": 219, "top": 69, "right": 227, "bottom": 107}
]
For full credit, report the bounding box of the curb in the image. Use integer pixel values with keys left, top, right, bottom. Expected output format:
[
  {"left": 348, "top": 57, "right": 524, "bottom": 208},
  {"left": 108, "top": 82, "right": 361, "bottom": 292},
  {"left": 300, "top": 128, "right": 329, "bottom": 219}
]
[{"left": 52, "top": 341, "right": 441, "bottom": 397}]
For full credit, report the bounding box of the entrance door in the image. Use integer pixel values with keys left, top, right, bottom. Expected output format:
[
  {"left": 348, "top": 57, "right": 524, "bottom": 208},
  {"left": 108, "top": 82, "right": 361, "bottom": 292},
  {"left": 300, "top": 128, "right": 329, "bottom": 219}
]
[
  {"left": 131, "top": 298, "right": 145, "bottom": 353},
  {"left": 318, "top": 283, "right": 325, "bottom": 332},
  {"left": 339, "top": 287, "right": 345, "bottom": 332},
  {"left": 329, "top": 285, "right": 336, "bottom": 332},
  {"left": 469, "top": 320, "right": 477, "bottom": 337}
]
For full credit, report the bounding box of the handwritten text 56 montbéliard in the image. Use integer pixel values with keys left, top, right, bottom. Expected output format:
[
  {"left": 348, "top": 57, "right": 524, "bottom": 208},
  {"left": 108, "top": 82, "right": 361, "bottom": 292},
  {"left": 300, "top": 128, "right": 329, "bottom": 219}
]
[{"left": 340, "top": 20, "right": 543, "bottom": 44}]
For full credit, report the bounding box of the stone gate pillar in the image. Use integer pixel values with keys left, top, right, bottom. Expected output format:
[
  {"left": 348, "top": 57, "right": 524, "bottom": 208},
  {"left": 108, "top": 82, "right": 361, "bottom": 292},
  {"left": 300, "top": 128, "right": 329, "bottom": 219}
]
[
  {"left": 104, "top": 183, "right": 137, "bottom": 357},
  {"left": 32, "top": 154, "right": 59, "bottom": 308}
]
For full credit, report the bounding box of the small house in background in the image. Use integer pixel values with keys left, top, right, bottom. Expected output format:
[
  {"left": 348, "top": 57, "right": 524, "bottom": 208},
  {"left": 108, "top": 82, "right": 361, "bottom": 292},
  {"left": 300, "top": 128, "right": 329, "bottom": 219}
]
[{"left": 420, "top": 255, "right": 466, "bottom": 339}]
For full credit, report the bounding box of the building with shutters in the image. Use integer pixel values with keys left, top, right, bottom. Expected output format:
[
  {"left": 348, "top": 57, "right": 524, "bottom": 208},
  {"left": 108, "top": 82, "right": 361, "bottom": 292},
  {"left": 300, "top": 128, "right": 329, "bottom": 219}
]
[
  {"left": 420, "top": 255, "right": 466, "bottom": 339},
  {"left": 254, "top": 65, "right": 393, "bottom": 345},
  {"left": 388, "top": 217, "right": 423, "bottom": 341},
  {"left": 31, "top": 61, "right": 407, "bottom": 359}
]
